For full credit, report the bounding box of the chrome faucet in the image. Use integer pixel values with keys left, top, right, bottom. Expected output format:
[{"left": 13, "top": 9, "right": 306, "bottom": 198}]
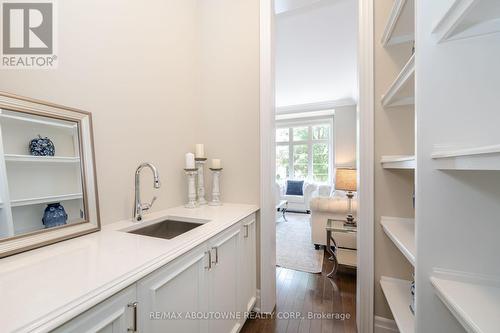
[{"left": 134, "top": 162, "right": 161, "bottom": 222}]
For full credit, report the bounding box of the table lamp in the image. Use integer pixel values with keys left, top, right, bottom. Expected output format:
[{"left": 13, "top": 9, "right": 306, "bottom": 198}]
[{"left": 335, "top": 168, "right": 357, "bottom": 226}]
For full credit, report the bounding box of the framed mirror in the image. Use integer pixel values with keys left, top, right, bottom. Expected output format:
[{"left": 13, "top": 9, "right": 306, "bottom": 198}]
[{"left": 0, "top": 92, "right": 100, "bottom": 257}]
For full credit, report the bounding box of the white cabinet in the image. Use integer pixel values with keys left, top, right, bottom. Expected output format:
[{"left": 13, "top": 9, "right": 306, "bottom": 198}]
[
  {"left": 53, "top": 213, "right": 257, "bottom": 333},
  {"left": 135, "top": 215, "right": 256, "bottom": 333},
  {"left": 239, "top": 217, "right": 257, "bottom": 314},
  {"left": 137, "top": 244, "right": 209, "bottom": 333},
  {"left": 207, "top": 224, "right": 242, "bottom": 333},
  {"left": 52, "top": 285, "right": 137, "bottom": 333}
]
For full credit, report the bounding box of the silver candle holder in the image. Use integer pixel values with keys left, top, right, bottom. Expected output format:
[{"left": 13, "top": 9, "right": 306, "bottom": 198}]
[
  {"left": 195, "top": 158, "right": 207, "bottom": 205},
  {"left": 209, "top": 168, "right": 223, "bottom": 206},
  {"left": 184, "top": 168, "right": 198, "bottom": 209}
]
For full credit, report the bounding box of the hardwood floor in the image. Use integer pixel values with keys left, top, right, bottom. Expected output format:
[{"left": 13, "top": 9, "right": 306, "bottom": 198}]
[{"left": 241, "top": 250, "right": 357, "bottom": 333}]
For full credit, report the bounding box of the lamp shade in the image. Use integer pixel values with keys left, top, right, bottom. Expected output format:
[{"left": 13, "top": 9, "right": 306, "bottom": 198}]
[{"left": 335, "top": 168, "right": 357, "bottom": 192}]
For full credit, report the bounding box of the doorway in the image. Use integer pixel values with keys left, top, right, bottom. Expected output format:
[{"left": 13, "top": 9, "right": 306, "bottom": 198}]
[{"left": 249, "top": 0, "right": 373, "bottom": 332}]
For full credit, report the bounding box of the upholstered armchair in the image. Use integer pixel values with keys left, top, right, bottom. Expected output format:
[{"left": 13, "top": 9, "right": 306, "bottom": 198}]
[
  {"left": 275, "top": 182, "right": 282, "bottom": 205},
  {"left": 277, "top": 180, "right": 318, "bottom": 213}
]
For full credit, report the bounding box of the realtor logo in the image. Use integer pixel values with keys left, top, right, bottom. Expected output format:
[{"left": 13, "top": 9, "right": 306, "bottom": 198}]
[{"left": 1, "top": 0, "right": 57, "bottom": 68}]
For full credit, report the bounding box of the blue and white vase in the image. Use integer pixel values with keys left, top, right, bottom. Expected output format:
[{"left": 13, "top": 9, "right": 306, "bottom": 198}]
[
  {"left": 42, "top": 203, "right": 68, "bottom": 228},
  {"left": 29, "top": 135, "right": 55, "bottom": 156}
]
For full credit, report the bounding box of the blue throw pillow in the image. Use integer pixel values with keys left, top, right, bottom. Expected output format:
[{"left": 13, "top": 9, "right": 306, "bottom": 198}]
[{"left": 286, "top": 180, "right": 304, "bottom": 196}]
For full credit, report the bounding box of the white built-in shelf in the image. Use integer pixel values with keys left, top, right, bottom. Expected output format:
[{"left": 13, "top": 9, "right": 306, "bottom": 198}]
[
  {"left": 431, "top": 144, "right": 500, "bottom": 170},
  {"left": 0, "top": 112, "right": 77, "bottom": 130},
  {"left": 4, "top": 154, "right": 80, "bottom": 164},
  {"left": 433, "top": 0, "right": 500, "bottom": 43},
  {"left": 381, "top": 54, "right": 415, "bottom": 107},
  {"left": 431, "top": 272, "right": 500, "bottom": 333},
  {"left": 381, "top": 216, "right": 415, "bottom": 266},
  {"left": 10, "top": 193, "right": 83, "bottom": 207},
  {"left": 380, "top": 276, "right": 415, "bottom": 333},
  {"left": 381, "top": 0, "right": 415, "bottom": 46},
  {"left": 381, "top": 155, "right": 416, "bottom": 169},
  {"left": 13, "top": 218, "right": 85, "bottom": 236}
]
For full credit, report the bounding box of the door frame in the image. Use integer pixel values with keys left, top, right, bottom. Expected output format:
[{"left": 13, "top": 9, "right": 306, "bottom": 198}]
[
  {"left": 258, "top": 0, "right": 276, "bottom": 314},
  {"left": 258, "top": 1, "right": 375, "bottom": 331},
  {"left": 357, "top": 0, "right": 375, "bottom": 332}
]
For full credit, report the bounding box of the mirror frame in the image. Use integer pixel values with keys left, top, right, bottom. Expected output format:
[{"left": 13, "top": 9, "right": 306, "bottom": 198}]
[{"left": 0, "top": 91, "right": 101, "bottom": 258}]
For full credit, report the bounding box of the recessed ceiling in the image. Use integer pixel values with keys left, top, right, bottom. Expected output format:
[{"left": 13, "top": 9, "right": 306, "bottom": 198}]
[{"left": 275, "top": 0, "right": 358, "bottom": 107}]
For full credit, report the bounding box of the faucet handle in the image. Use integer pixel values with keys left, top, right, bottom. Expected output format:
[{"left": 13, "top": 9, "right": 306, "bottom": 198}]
[
  {"left": 142, "top": 196, "right": 157, "bottom": 211},
  {"left": 149, "top": 196, "right": 157, "bottom": 208}
]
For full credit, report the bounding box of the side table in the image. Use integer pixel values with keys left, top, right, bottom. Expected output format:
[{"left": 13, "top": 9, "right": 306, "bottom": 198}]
[{"left": 325, "top": 219, "right": 357, "bottom": 277}]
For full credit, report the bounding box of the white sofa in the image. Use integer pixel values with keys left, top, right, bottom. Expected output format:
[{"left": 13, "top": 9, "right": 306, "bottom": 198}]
[
  {"left": 314, "top": 184, "right": 333, "bottom": 198},
  {"left": 310, "top": 192, "right": 358, "bottom": 248},
  {"left": 276, "top": 181, "right": 318, "bottom": 213}
]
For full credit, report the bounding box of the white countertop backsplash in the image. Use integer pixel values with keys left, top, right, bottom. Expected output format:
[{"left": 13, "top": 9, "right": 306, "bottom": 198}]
[{"left": 0, "top": 203, "right": 259, "bottom": 333}]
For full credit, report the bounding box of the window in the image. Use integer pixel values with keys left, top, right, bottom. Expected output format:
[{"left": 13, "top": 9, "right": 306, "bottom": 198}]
[
  {"left": 275, "top": 120, "right": 333, "bottom": 183},
  {"left": 276, "top": 145, "right": 289, "bottom": 181}
]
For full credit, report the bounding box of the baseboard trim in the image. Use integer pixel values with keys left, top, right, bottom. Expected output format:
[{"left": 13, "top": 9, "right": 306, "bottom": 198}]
[
  {"left": 252, "top": 289, "right": 261, "bottom": 313},
  {"left": 374, "top": 316, "right": 399, "bottom": 333}
]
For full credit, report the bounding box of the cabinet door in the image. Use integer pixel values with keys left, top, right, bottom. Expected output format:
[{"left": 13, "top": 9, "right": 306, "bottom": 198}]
[
  {"left": 137, "top": 244, "right": 209, "bottom": 333},
  {"left": 239, "top": 216, "right": 257, "bottom": 314},
  {"left": 52, "top": 285, "right": 136, "bottom": 333},
  {"left": 208, "top": 225, "right": 241, "bottom": 333}
]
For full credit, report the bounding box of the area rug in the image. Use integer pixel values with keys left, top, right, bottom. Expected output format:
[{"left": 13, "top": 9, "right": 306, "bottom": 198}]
[{"left": 276, "top": 212, "right": 324, "bottom": 273}]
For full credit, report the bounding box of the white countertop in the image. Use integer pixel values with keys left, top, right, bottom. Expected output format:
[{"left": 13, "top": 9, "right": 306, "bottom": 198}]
[{"left": 0, "top": 203, "right": 258, "bottom": 333}]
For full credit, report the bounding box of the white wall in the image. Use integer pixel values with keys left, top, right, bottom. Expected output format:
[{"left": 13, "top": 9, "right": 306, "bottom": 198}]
[
  {"left": 275, "top": 0, "right": 357, "bottom": 107},
  {"left": 334, "top": 105, "right": 357, "bottom": 167},
  {"left": 196, "top": 0, "right": 261, "bottom": 204},
  {"left": 0, "top": 0, "right": 261, "bottom": 224}
]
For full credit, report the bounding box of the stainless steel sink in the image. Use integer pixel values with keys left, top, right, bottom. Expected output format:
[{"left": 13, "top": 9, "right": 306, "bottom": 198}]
[{"left": 128, "top": 219, "right": 203, "bottom": 240}]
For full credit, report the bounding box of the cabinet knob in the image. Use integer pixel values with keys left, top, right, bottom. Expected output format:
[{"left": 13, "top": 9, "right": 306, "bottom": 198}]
[{"left": 244, "top": 224, "right": 249, "bottom": 238}]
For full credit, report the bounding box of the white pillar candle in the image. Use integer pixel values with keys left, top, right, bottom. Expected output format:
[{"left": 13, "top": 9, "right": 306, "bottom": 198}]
[
  {"left": 211, "top": 158, "right": 221, "bottom": 169},
  {"left": 185, "top": 153, "right": 195, "bottom": 169},
  {"left": 195, "top": 144, "right": 205, "bottom": 158}
]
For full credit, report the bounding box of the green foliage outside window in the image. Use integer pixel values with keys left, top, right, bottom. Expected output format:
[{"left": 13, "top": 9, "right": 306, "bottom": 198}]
[{"left": 275, "top": 123, "right": 331, "bottom": 183}]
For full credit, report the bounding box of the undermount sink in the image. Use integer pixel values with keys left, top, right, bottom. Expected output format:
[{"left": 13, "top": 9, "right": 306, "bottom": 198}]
[{"left": 128, "top": 219, "right": 204, "bottom": 240}]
